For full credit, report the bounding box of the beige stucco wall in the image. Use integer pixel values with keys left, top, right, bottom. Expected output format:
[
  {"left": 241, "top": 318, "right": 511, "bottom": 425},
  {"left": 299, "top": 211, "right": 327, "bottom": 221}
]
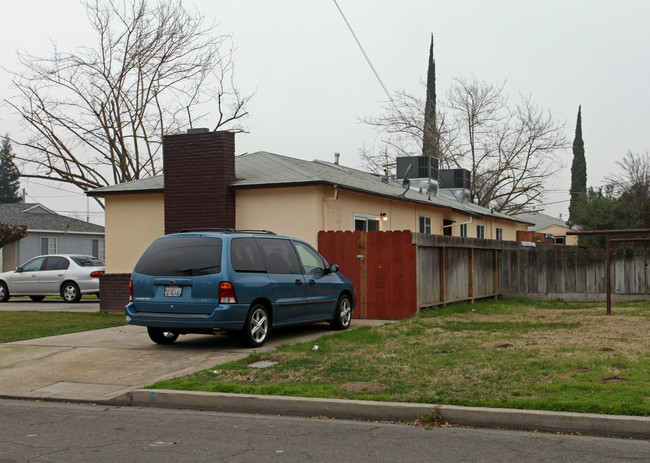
[
  {"left": 101, "top": 185, "right": 528, "bottom": 272},
  {"left": 539, "top": 225, "right": 579, "bottom": 246},
  {"left": 235, "top": 187, "right": 324, "bottom": 247},
  {"left": 236, "top": 185, "right": 526, "bottom": 247},
  {"left": 104, "top": 193, "right": 164, "bottom": 273}
]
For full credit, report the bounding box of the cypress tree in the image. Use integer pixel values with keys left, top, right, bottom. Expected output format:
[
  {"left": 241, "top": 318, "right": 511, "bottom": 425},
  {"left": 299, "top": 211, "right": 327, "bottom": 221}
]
[
  {"left": 422, "top": 34, "right": 439, "bottom": 160},
  {"left": 0, "top": 136, "right": 22, "bottom": 203},
  {"left": 569, "top": 106, "right": 586, "bottom": 221}
]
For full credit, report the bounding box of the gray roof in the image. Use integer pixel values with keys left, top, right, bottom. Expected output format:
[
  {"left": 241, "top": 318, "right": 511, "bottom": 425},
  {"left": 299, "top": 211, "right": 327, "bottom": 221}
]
[
  {"left": 513, "top": 212, "right": 573, "bottom": 232},
  {"left": 0, "top": 202, "right": 104, "bottom": 234},
  {"left": 87, "top": 151, "right": 526, "bottom": 224},
  {"left": 88, "top": 175, "right": 163, "bottom": 195}
]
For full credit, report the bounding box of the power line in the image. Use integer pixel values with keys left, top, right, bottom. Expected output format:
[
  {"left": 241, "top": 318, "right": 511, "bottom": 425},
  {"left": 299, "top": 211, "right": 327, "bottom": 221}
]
[{"left": 332, "top": 0, "right": 393, "bottom": 102}]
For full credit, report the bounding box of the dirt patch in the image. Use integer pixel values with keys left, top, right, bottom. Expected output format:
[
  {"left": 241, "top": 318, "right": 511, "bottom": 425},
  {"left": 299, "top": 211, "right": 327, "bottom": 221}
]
[
  {"left": 600, "top": 376, "right": 627, "bottom": 383},
  {"left": 340, "top": 382, "right": 388, "bottom": 394},
  {"left": 571, "top": 366, "right": 592, "bottom": 373}
]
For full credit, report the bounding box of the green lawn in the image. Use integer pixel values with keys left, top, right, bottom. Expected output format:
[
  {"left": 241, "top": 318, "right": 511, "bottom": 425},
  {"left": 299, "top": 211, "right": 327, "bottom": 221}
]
[
  {"left": 150, "top": 298, "right": 650, "bottom": 416},
  {"left": 0, "top": 311, "right": 126, "bottom": 343}
]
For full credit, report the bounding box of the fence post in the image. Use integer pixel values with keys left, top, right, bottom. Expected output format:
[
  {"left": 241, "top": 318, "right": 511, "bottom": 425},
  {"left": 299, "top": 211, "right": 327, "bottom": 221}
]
[
  {"left": 469, "top": 247, "right": 475, "bottom": 303},
  {"left": 493, "top": 248, "right": 499, "bottom": 301},
  {"left": 439, "top": 245, "right": 446, "bottom": 306}
]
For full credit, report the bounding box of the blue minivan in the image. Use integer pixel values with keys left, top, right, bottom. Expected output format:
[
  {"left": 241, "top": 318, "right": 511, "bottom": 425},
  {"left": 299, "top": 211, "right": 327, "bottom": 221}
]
[{"left": 126, "top": 230, "right": 355, "bottom": 347}]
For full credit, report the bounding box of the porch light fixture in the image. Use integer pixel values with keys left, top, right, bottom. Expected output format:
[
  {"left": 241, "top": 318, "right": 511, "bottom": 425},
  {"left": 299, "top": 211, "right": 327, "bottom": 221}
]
[{"left": 380, "top": 212, "right": 388, "bottom": 221}]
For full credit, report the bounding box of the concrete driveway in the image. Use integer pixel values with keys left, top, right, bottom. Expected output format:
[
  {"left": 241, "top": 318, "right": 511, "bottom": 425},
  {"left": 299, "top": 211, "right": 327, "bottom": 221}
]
[{"left": 0, "top": 300, "right": 383, "bottom": 403}]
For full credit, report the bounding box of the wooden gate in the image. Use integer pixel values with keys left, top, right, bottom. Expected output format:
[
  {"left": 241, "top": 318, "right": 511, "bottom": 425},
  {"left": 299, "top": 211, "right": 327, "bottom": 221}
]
[{"left": 318, "top": 230, "right": 417, "bottom": 320}]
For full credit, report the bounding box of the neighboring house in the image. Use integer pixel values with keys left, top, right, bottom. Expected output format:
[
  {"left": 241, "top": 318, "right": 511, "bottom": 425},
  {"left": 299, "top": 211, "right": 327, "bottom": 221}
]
[
  {"left": 0, "top": 202, "right": 105, "bottom": 271},
  {"left": 513, "top": 211, "right": 578, "bottom": 246},
  {"left": 88, "top": 130, "right": 531, "bottom": 312}
]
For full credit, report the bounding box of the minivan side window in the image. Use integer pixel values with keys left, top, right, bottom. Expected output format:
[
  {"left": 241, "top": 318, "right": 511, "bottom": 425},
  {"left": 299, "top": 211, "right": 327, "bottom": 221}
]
[
  {"left": 134, "top": 237, "right": 222, "bottom": 276},
  {"left": 231, "top": 238, "right": 266, "bottom": 273},
  {"left": 293, "top": 241, "right": 326, "bottom": 274},
  {"left": 256, "top": 238, "right": 302, "bottom": 274}
]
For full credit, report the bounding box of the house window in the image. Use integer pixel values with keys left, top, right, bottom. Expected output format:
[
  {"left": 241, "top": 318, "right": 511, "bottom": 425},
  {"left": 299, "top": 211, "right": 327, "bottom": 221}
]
[
  {"left": 419, "top": 216, "right": 431, "bottom": 234},
  {"left": 92, "top": 239, "right": 106, "bottom": 261},
  {"left": 41, "top": 237, "right": 57, "bottom": 255},
  {"left": 554, "top": 236, "right": 565, "bottom": 245},
  {"left": 354, "top": 213, "right": 380, "bottom": 231},
  {"left": 477, "top": 224, "right": 485, "bottom": 239},
  {"left": 460, "top": 223, "right": 468, "bottom": 238},
  {"left": 443, "top": 219, "right": 453, "bottom": 236},
  {"left": 496, "top": 227, "right": 503, "bottom": 241}
]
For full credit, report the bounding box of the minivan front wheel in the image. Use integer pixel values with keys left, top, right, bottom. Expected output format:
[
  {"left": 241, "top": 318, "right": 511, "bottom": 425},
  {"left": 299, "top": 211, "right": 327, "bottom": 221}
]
[
  {"left": 242, "top": 303, "right": 270, "bottom": 348},
  {"left": 147, "top": 327, "right": 179, "bottom": 345},
  {"left": 331, "top": 294, "right": 352, "bottom": 330}
]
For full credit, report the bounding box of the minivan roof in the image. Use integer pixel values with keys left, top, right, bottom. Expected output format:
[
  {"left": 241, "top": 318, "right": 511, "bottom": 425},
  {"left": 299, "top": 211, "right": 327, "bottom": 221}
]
[{"left": 178, "top": 228, "right": 277, "bottom": 235}]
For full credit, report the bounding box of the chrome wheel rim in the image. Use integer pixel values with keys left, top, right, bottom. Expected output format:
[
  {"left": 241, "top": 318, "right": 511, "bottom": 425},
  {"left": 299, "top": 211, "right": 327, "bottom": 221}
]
[
  {"left": 250, "top": 308, "right": 269, "bottom": 343},
  {"left": 339, "top": 298, "right": 351, "bottom": 327}
]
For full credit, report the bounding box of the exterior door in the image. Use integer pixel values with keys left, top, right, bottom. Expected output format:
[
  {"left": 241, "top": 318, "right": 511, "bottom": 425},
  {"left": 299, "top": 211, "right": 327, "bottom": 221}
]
[
  {"left": 293, "top": 241, "right": 338, "bottom": 319},
  {"left": 9, "top": 257, "right": 46, "bottom": 294},
  {"left": 256, "top": 238, "right": 306, "bottom": 324},
  {"left": 38, "top": 256, "right": 70, "bottom": 294}
]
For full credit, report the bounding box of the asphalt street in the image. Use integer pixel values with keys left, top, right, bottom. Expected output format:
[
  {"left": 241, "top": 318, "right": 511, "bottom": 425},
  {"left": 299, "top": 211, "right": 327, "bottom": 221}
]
[{"left": 2, "top": 399, "right": 649, "bottom": 463}]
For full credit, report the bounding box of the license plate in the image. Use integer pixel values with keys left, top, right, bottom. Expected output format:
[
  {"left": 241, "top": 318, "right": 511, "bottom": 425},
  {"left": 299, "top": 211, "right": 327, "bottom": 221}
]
[{"left": 164, "top": 285, "right": 182, "bottom": 297}]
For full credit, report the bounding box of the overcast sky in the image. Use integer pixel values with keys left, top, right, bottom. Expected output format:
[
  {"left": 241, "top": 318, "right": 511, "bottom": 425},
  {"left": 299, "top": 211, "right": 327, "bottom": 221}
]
[{"left": 1, "top": 0, "right": 649, "bottom": 224}]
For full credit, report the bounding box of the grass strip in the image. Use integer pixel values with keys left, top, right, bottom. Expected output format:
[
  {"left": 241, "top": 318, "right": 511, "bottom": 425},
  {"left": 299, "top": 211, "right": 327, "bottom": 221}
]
[
  {"left": 150, "top": 298, "right": 650, "bottom": 416},
  {"left": 0, "top": 311, "right": 126, "bottom": 343}
]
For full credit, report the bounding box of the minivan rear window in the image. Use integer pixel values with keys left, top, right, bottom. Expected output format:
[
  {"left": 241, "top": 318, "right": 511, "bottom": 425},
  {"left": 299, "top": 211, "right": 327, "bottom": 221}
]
[{"left": 134, "top": 237, "right": 222, "bottom": 276}]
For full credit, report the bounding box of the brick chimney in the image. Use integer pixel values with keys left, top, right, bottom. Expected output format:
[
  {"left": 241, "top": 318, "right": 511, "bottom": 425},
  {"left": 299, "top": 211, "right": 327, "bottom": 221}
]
[{"left": 163, "top": 130, "right": 236, "bottom": 234}]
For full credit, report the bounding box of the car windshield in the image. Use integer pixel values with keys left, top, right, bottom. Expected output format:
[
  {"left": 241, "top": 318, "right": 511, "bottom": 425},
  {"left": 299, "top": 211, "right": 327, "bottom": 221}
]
[
  {"left": 71, "top": 256, "right": 105, "bottom": 267},
  {"left": 134, "top": 237, "right": 222, "bottom": 276}
]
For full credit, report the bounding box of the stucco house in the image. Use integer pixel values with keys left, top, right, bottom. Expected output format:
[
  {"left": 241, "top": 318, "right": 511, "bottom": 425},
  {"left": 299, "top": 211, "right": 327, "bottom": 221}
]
[
  {"left": 513, "top": 211, "right": 578, "bottom": 246},
  {"left": 88, "top": 130, "right": 531, "bottom": 312},
  {"left": 0, "top": 202, "right": 105, "bottom": 272}
]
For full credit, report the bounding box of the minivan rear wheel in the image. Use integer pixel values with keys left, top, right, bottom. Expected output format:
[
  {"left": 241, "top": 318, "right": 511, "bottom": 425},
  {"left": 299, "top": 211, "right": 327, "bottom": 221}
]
[
  {"left": 242, "top": 303, "right": 270, "bottom": 348},
  {"left": 147, "top": 327, "right": 179, "bottom": 345}
]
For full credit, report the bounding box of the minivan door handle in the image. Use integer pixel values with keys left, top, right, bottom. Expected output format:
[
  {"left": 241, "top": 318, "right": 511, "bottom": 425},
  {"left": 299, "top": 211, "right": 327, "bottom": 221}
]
[
  {"left": 295, "top": 279, "right": 303, "bottom": 285},
  {"left": 309, "top": 279, "right": 316, "bottom": 285}
]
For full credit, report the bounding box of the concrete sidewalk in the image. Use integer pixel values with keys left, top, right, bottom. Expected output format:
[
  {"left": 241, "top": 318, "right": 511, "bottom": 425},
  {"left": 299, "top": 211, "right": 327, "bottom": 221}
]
[
  {"left": 0, "top": 314, "right": 648, "bottom": 439},
  {"left": 0, "top": 299, "right": 101, "bottom": 312}
]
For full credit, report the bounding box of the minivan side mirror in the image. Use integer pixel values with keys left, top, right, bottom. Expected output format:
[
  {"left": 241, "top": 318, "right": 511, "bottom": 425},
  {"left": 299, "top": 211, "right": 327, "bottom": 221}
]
[{"left": 327, "top": 264, "right": 339, "bottom": 274}]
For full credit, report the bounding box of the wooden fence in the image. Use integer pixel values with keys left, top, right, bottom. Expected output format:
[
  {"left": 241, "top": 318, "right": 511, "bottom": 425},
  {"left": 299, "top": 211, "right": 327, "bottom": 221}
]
[
  {"left": 499, "top": 245, "right": 650, "bottom": 301},
  {"left": 319, "top": 231, "right": 650, "bottom": 320}
]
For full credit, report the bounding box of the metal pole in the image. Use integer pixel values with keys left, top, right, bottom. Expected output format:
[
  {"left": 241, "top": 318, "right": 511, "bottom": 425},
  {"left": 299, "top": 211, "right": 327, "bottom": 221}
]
[{"left": 606, "top": 232, "right": 611, "bottom": 315}]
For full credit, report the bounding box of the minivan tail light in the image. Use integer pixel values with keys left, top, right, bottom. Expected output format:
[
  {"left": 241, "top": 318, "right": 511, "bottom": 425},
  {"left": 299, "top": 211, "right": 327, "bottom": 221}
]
[
  {"left": 129, "top": 280, "right": 133, "bottom": 302},
  {"left": 219, "top": 282, "right": 237, "bottom": 304}
]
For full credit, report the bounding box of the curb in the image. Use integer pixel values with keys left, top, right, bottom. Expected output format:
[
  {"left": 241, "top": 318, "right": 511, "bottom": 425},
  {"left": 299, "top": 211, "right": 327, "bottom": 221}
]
[{"left": 127, "top": 389, "right": 650, "bottom": 439}]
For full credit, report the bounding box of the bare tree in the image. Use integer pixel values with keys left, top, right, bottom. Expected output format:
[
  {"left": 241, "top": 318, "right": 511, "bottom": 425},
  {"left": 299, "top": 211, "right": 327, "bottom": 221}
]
[
  {"left": 606, "top": 150, "right": 650, "bottom": 195},
  {"left": 5, "top": 0, "right": 252, "bottom": 204},
  {"left": 360, "top": 77, "right": 567, "bottom": 214},
  {"left": 0, "top": 222, "right": 27, "bottom": 249},
  {"left": 360, "top": 89, "right": 456, "bottom": 174}
]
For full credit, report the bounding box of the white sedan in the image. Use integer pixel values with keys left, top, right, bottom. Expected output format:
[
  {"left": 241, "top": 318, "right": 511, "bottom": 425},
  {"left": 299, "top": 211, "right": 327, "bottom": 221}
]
[{"left": 0, "top": 255, "right": 104, "bottom": 303}]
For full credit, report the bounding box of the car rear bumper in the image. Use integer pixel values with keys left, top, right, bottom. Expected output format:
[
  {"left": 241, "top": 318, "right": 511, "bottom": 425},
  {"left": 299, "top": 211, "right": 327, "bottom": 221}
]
[{"left": 125, "top": 302, "right": 249, "bottom": 331}]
